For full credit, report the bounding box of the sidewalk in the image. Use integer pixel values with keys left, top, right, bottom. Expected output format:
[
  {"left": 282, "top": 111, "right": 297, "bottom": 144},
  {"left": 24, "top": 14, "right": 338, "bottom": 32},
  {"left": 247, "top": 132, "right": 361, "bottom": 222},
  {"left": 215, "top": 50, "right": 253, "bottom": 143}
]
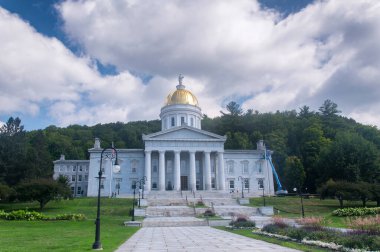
[{"left": 115, "top": 226, "right": 300, "bottom": 252}]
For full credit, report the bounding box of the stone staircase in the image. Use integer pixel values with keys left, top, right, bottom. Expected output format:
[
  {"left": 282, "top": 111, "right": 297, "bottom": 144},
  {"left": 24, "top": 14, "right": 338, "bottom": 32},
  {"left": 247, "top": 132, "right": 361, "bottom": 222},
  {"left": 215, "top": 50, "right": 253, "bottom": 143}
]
[{"left": 146, "top": 206, "right": 195, "bottom": 217}]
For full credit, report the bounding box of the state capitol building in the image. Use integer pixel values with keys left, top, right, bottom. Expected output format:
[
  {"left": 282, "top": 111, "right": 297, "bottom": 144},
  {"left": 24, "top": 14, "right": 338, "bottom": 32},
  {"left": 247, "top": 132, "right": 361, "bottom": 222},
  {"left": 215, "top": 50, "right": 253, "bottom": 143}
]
[{"left": 54, "top": 77, "right": 275, "bottom": 197}]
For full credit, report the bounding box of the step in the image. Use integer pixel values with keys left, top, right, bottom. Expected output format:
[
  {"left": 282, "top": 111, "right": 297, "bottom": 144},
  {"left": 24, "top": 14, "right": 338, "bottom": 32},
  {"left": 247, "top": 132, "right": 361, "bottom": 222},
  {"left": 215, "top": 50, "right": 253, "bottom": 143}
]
[
  {"left": 146, "top": 206, "right": 196, "bottom": 217},
  {"left": 142, "top": 217, "right": 208, "bottom": 227}
]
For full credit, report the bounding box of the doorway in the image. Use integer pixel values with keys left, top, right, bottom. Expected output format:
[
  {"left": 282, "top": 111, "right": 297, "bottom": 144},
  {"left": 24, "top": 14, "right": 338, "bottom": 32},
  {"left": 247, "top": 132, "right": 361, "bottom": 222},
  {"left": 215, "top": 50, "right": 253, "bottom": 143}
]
[{"left": 180, "top": 176, "right": 188, "bottom": 190}]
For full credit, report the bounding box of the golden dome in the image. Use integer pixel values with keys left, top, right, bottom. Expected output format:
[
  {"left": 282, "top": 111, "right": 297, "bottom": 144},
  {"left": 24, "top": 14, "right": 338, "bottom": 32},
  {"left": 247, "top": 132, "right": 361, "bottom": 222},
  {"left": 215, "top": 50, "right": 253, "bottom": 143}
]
[{"left": 165, "top": 75, "right": 199, "bottom": 106}]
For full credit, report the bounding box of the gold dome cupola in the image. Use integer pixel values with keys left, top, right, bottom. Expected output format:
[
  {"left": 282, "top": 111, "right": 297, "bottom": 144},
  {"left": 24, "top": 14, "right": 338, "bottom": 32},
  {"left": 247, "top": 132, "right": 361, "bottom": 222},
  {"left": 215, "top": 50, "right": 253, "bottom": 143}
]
[
  {"left": 165, "top": 74, "right": 199, "bottom": 106},
  {"left": 160, "top": 75, "right": 202, "bottom": 130}
]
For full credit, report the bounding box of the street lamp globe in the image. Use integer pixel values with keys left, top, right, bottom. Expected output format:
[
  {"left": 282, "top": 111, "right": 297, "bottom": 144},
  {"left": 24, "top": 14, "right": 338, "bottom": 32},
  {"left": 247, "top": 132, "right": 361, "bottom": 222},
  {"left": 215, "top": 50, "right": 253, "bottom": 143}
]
[{"left": 113, "top": 159, "right": 121, "bottom": 173}]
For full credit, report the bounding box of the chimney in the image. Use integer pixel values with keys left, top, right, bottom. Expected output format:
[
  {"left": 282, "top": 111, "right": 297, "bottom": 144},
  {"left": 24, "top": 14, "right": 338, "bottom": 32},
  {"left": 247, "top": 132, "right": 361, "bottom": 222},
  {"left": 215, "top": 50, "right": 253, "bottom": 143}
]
[
  {"left": 257, "top": 140, "right": 265, "bottom": 150},
  {"left": 60, "top": 154, "right": 65, "bottom": 160},
  {"left": 94, "top": 138, "right": 101, "bottom": 149}
]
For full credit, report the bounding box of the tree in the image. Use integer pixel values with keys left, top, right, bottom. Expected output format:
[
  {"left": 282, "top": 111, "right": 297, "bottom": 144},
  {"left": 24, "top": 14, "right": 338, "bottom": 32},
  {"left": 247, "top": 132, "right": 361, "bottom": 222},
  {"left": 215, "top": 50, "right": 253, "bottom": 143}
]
[
  {"left": 0, "top": 117, "right": 24, "bottom": 136},
  {"left": 318, "top": 131, "right": 380, "bottom": 184},
  {"left": 16, "top": 178, "right": 71, "bottom": 209},
  {"left": 283, "top": 156, "right": 305, "bottom": 191},
  {"left": 318, "top": 180, "right": 366, "bottom": 208},
  {"left": 319, "top": 99, "right": 341, "bottom": 117},
  {"left": 222, "top": 101, "right": 243, "bottom": 116},
  {"left": 0, "top": 184, "right": 15, "bottom": 202}
]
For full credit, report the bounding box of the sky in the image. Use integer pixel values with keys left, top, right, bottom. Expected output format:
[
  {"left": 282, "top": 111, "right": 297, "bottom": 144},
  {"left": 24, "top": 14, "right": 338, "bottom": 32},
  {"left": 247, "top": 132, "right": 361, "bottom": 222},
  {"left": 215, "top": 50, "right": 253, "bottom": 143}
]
[{"left": 0, "top": 0, "right": 380, "bottom": 130}]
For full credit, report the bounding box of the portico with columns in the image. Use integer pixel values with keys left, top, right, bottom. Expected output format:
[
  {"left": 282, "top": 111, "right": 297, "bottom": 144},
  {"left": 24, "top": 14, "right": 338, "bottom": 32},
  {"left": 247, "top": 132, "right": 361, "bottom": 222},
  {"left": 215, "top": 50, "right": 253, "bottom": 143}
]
[{"left": 143, "top": 126, "right": 227, "bottom": 192}]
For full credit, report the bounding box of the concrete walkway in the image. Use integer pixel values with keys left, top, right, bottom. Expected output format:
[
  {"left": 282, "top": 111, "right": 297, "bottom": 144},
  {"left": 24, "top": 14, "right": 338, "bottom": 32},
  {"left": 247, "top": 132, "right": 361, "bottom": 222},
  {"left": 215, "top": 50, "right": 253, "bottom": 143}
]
[{"left": 115, "top": 226, "right": 300, "bottom": 252}]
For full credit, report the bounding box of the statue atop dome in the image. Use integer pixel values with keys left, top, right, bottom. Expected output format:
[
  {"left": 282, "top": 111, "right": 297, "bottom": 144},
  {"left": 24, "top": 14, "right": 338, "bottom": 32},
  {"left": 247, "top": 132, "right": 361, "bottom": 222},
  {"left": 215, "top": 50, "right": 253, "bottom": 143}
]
[
  {"left": 176, "top": 74, "right": 185, "bottom": 90},
  {"left": 178, "top": 74, "right": 184, "bottom": 85}
]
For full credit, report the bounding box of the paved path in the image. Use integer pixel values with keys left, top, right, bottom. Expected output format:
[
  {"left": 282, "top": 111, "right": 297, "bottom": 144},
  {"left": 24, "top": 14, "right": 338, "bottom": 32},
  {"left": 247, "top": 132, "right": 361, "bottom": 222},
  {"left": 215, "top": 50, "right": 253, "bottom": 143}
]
[{"left": 115, "top": 226, "right": 300, "bottom": 252}]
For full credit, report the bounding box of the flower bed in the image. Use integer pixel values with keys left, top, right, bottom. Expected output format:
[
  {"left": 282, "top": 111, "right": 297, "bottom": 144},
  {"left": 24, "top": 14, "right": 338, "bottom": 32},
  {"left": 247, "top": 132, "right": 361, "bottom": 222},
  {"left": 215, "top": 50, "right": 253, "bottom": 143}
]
[{"left": 259, "top": 217, "right": 380, "bottom": 251}]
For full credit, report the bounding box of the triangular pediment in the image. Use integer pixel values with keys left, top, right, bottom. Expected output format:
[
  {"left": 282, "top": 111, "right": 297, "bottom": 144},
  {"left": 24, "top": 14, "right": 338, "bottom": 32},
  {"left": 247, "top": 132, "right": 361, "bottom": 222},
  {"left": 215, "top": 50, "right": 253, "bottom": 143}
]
[{"left": 143, "top": 126, "right": 226, "bottom": 141}]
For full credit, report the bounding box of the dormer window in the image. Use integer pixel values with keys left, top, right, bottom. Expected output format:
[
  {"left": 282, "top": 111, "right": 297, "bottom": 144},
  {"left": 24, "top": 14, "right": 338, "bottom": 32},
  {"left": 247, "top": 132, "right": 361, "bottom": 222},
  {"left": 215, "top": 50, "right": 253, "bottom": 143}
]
[
  {"left": 171, "top": 117, "right": 175, "bottom": 127},
  {"left": 181, "top": 116, "right": 185, "bottom": 125}
]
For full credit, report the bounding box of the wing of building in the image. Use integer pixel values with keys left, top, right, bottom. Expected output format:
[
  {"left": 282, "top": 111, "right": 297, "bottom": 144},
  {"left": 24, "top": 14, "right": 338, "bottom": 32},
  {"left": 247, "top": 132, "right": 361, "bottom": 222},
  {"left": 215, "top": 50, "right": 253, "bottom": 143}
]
[{"left": 53, "top": 77, "right": 275, "bottom": 197}]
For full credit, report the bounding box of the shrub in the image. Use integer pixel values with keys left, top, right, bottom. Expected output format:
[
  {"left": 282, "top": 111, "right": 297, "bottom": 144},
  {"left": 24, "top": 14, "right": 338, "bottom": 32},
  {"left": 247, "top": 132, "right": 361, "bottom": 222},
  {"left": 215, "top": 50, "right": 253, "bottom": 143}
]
[
  {"left": 0, "top": 210, "right": 46, "bottom": 221},
  {"left": 203, "top": 209, "right": 215, "bottom": 217},
  {"left": 285, "top": 227, "right": 308, "bottom": 241},
  {"left": 196, "top": 200, "right": 205, "bottom": 207},
  {"left": 296, "top": 216, "right": 326, "bottom": 229},
  {"left": 229, "top": 214, "right": 255, "bottom": 228},
  {"left": 262, "top": 223, "right": 282, "bottom": 234},
  {"left": 337, "top": 233, "right": 380, "bottom": 251},
  {"left": 347, "top": 215, "right": 380, "bottom": 234},
  {"left": 271, "top": 216, "right": 289, "bottom": 228},
  {"left": 55, "top": 213, "right": 86, "bottom": 221},
  {"left": 332, "top": 207, "right": 380, "bottom": 216}
]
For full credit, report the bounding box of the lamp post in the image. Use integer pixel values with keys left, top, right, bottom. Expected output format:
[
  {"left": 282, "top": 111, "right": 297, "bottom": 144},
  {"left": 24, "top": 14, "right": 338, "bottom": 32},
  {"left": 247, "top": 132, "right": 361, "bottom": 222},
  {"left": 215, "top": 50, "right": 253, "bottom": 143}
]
[
  {"left": 238, "top": 176, "right": 244, "bottom": 198},
  {"left": 92, "top": 147, "right": 120, "bottom": 250},
  {"left": 293, "top": 187, "right": 305, "bottom": 218},
  {"left": 262, "top": 181, "right": 266, "bottom": 207},
  {"left": 140, "top": 176, "right": 147, "bottom": 199},
  {"left": 132, "top": 180, "right": 141, "bottom": 221}
]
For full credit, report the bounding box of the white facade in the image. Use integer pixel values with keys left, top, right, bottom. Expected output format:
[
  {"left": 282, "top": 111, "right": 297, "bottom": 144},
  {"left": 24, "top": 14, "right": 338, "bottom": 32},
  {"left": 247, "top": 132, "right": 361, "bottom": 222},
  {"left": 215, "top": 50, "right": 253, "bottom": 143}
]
[{"left": 54, "top": 78, "right": 275, "bottom": 197}]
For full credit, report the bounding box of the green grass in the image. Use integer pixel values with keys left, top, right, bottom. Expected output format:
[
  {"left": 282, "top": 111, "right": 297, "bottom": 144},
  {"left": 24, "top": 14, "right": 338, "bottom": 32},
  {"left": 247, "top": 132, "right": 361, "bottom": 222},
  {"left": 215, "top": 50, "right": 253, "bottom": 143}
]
[
  {"left": 250, "top": 196, "right": 377, "bottom": 228},
  {"left": 216, "top": 227, "right": 330, "bottom": 252},
  {"left": 0, "top": 198, "right": 139, "bottom": 252}
]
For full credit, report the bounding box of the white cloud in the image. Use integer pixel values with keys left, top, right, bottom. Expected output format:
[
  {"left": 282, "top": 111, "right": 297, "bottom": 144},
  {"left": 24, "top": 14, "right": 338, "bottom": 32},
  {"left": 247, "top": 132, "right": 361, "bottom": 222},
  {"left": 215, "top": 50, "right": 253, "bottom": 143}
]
[
  {"left": 56, "top": 0, "right": 380, "bottom": 126},
  {"left": 2, "top": 1, "right": 380, "bottom": 128}
]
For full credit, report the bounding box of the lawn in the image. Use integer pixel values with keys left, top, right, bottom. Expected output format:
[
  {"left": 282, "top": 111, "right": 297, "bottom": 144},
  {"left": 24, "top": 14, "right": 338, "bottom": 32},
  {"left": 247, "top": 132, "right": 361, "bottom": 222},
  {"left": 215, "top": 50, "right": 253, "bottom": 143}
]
[
  {"left": 0, "top": 198, "right": 139, "bottom": 252},
  {"left": 250, "top": 196, "right": 377, "bottom": 227}
]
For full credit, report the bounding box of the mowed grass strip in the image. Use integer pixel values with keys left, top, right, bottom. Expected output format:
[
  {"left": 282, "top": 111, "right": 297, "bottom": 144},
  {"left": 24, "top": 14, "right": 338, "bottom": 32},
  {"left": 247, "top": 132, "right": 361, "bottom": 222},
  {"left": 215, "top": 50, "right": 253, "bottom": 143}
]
[
  {"left": 250, "top": 196, "right": 377, "bottom": 228},
  {"left": 0, "top": 198, "right": 138, "bottom": 252}
]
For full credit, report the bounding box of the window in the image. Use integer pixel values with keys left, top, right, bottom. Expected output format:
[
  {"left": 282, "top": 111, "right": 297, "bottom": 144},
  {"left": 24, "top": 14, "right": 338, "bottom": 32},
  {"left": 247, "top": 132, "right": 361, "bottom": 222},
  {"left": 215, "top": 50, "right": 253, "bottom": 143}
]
[
  {"left": 181, "top": 116, "right": 185, "bottom": 125},
  {"left": 257, "top": 161, "right": 262, "bottom": 173},
  {"left": 85, "top": 175, "right": 88, "bottom": 181},
  {"left": 242, "top": 161, "right": 249, "bottom": 174},
  {"left": 211, "top": 159, "right": 215, "bottom": 173},
  {"left": 77, "top": 186, "right": 82, "bottom": 195},
  {"left": 152, "top": 182, "right": 157, "bottom": 189},
  {"left": 131, "top": 159, "right": 138, "bottom": 173},
  {"left": 71, "top": 175, "right": 76, "bottom": 182},
  {"left": 85, "top": 165, "right": 89, "bottom": 172},
  {"left": 211, "top": 177, "right": 216, "bottom": 189},
  {"left": 244, "top": 178, "right": 250, "bottom": 189},
  {"left": 171, "top": 117, "right": 175, "bottom": 127},
  {"left": 66, "top": 166, "right": 70, "bottom": 172},
  {"left": 79, "top": 165, "right": 82, "bottom": 172},
  {"left": 195, "top": 160, "right": 200, "bottom": 174},
  {"left": 196, "top": 180, "right": 200, "bottom": 190},
  {"left": 227, "top": 161, "right": 234, "bottom": 174},
  {"left": 258, "top": 179, "right": 264, "bottom": 189},
  {"left": 190, "top": 118, "right": 194, "bottom": 127},
  {"left": 229, "top": 180, "right": 235, "bottom": 189},
  {"left": 100, "top": 180, "right": 104, "bottom": 189},
  {"left": 78, "top": 175, "right": 82, "bottom": 182},
  {"left": 72, "top": 166, "right": 76, "bottom": 172},
  {"left": 59, "top": 165, "right": 64, "bottom": 172},
  {"left": 152, "top": 159, "right": 158, "bottom": 173}
]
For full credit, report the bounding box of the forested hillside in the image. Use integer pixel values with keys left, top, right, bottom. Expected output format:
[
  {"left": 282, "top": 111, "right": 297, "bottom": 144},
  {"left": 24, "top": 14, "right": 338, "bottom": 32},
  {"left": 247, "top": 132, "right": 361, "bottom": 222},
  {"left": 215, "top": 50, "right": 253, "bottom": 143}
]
[{"left": 1, "top": 99, "right": 379, "bottom": 193}]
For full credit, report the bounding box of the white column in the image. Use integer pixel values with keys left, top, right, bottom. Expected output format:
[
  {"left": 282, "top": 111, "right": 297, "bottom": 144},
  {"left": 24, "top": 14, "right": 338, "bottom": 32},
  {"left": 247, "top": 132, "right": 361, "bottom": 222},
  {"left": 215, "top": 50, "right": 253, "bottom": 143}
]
[
  {"left": 174, "top": 151, "right": 181, "bottom": 191},
  {"left": 189, "top": 151, "right": 196, "bottom": 191},
  {"left": 144, "top": 151, "right": 151, "bottom": 191},
  {"left": 217, "top": 152, "right": 226, "bottom": 190},
  {"left": 159, "top": 150, "right": 165, "bottom": 191},
  {"left": 204, "top": 151, "right": 212, "bottom": 190}
]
